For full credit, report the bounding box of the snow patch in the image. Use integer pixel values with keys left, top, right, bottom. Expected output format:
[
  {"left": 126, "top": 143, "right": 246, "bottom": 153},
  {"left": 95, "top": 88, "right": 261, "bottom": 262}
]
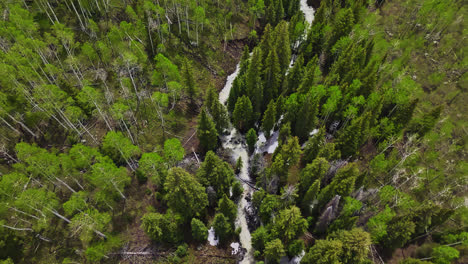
[
  {"left": 310, "top": 128, "right": 319, "bottom": 136},
  {"left": 207, "top": 227, "right": 219, "bottom": 246},
  {"left": 230, "top": 242, "right": 241, "bottom": 255}
]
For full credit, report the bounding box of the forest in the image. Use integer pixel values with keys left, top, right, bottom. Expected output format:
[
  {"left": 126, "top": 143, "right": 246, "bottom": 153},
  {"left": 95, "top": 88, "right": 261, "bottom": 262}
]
[{"left": 0, "top": 0, "right": 466, "bottom": 263}]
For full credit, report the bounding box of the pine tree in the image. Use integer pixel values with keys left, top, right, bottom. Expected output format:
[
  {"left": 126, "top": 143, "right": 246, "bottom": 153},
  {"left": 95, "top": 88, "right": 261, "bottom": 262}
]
[
  {"left": 298, "top": 56, "right": 321, "bottom": 94},
  {"left": 299, "top": 158, "right": 329, "bottom": 197},
  {"left": 265, "top": 238, "right": 286, "bottom": 264},
  {"left": 213, "top": 213, "right": 232, "bottom": 245},
  {"left": 260, "top": 24, "right": 274, "bottom": 63},
  {"left": 246, "top": 128, "right": 258, "bottom": 153},
  {"left": 335, "top": 112, "right": 371, "bottom": 157},
  {"left": 263, "top": 48, "right": 281, "bottom": 107},
  {"left": 164, "top": 167, "right": 208, "bottom": 220},
  {"left": 196, "top": 151, "right": 235, "bottom": 198},
  {"left": 239, "top": 45, "right": 251, "bottom": 75},
  {"left": 232, "top": 96, "right": 254, "bottom": 133},
  {"left": 245, "top": 47, "right": 263, "bottom": 116},
  {"left": 302, "top": 127, "right": 325, "bottom": 164},
  {"left": 275, "top": 21, "right": 291, "bottom": 75},
  {"left": 262, "top": 100, "right": 277, "bottom": 138},
  {"left": 295, "top": 93, "right": 318, "bottom": 142},
  {"left": 406, "top": 105, "right": 441, "bottom": 138},
  {"left": 271, "top": 206, "right": 308, "bottom": 244},
  {"left": 206, "top": 87, "right": 229, "bottom": 134},
  {"left": 217, "top": 194, "right": 237, "bottom": 224},
  {"left": 317, "top": 163, "right": 359, "bottom": 210},
  {"left": 227, "top": 76, "right": 244, "bottom": 113},
  {"left": 191, "top": 218, "right": 208, "bottom": 242},
  {"left": 197, "top": 108, "right": 218, "bottom": 153},
  {"left": 183, "top": 59, "right": 198, "bottom": 106},
  {"left": 302, "top": 180, "right": 320, "bottom": 215},
  {"left": 287, "top": 55, "right": 304, "bottom": 93}
]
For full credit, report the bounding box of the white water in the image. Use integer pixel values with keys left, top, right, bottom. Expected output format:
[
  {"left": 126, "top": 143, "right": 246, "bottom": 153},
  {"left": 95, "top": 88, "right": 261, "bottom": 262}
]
[
  {"left": 219, "top": 63, "right": 240, "bottom": 105},
  {"left": 214, "top": 2, "right": 315, "bottom": 263},
  {"left": 219, "top": 63, "right": 254, "bottom": 262},
  {"left": 300, "top": 0, "right": 315, "bottom": 25}
]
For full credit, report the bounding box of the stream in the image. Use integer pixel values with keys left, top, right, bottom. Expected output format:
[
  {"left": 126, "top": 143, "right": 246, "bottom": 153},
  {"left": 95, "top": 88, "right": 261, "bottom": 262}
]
[{"left": 216, "top": 2, "right": 315, "bottom": 263}]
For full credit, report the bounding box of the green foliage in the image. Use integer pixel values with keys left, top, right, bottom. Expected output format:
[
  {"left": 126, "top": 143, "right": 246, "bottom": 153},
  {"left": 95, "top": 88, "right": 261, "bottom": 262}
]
[
  {"left": 163, "top": 138, "right": 185, "bottom": 166},
  {"left": 246, "top": 128, "right": 258, "bottom": 153},
  {"left": 197, "top": 151, "right": 235, "bottom": 198},
  {"left": 138, "top": 152, "right": 167, "bottom": 187},
  {"left": 213, "top": 213, "right": 232, "bottom": 245},
  {"left": 175, "top": 244, "right": 188, "bottom": 259},
  {"left": 191, "top": 218, "right": 208, "bottom": 242},
  {"left": 217, "top": 194, "right": 237, "bottom": 224},
  {"left": 85, "top": 235, "right": 122, "bottom": 263},
  {"left": 431, "top": 246, "right": 459, "bottom": 264},
  {"left": 299, "top": 158, "right": 329, "bottom": 197},
  {"left": 329, "top": 228, "right": 372, "bottom": 264},
  {"left": 197, "top": 108, "right": 218, "bottom": 153},
  {"left": 252, "top": 226, "right": 269, "bottom": 252},
  {"left": 271, "top": 206, "right": 308, "bottom": 244},
  {"left": 233, "top": 95, "right": 254, "bottom": 133},
  {"left": 164, "top": 168, "right": 208, "bottom": 220},
  {"left": 287, "top": 239, "right": 304, "bottom": 258},
  {"left": 301, "top": 239, "right": 343, "bottom": 264},
  {"left": 141, "top": 210, "right": 183, "bottom": 244},
  {"left": 264, "top": 238, "right": 285, "bottom": 264},
  {"left": 262, "top": 100, "right": 277, "bottom": 138},
  {"left": 101, "top": 131, "right": 140, "bottom": 165}
]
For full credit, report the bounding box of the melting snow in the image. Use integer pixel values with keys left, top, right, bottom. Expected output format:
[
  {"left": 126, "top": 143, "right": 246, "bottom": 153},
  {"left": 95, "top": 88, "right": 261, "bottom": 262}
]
[
  {"left": 207, "top": 227, "right": 219, "bottom": 246},
  {"left": 310, "top": 128, "right": 319, "bottom": 136},
  {"left": 230, "top": 242, "right": 241, "bottom": 255}
]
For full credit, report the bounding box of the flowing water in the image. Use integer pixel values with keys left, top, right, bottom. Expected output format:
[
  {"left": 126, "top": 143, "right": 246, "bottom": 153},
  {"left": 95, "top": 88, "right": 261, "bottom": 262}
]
[{"left": 215, "top": 2, "right": 315, "bottom": 263}]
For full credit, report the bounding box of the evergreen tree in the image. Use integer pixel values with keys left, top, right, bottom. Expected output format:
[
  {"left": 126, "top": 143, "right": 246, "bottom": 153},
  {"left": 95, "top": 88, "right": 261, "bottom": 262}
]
[
  {"left": 391, "top": 98, "right": 419, "bottom": 132},
  {"left": 299, "top": 158, "right": 329, "bottom": 197},
  {"left": 406, "top": 105, "right": 442, "bottom": 138},
  {"left": 302, "top": 127, "right": 326, "bottom": 164},
  {"left": 252, "top": 226, "right": 269, "bottom": 253},
  {"left": 317, "top": 163, "right": 359, "bottom": 209},
  {"left": 286, "top": 55, "right": 305, "bottom": 93},
  {"left": 264, "top": 238, "right": 286, "bottom": 264},
  {"left": 164, "top": 167, "right": 208, "bottom": 220},
  {"left": 335, "top": 112, "right": 371, "bottom": 157},
  {"left": 196, "top": 151, "right": 235, "bottom": 198},
  {"left": 213, "top": 213, "right": 232, "bottom": 245},
  {"left": 141, "top": 210, "right": 183, "bottom": 244},
  {"left": 298, "top": 57, "right": 321, "bottom": 94},
  {"left": 191, "top": 218, "right": 208, "bottom": 242},
  {"left": 271, "top": 206, "right": 308, "bottom": 244},
  {"left": 217, "top": 194, "right": 237, "bottom": 224},
  {"left": 246, "top": 128, "right": 258, "bottom": 153},
  {"left": 302, "top": 180, "right": 321, "bottom": 215},
  {"left": 183, "top": 59, "right": 198, "bottom": 106},
  {"left": 328, "top": 228, "right": 371, "bottom": 263},
  {"left": 301, "top": 239, "right": 343, "bottom": 264},
  {"left": 245, "top": 47, "right": 263, "bottom": 116},
  {"left": 263, "top": 48, "right": 281, "bottom": 106},
  {"left": 239, "top": 45, "right": 251, "bottom": 75},
  {"left": 295, "top": 93, "right": 318, "bottom": 142},
  {"left": 197, "top": 108, "right": 218, "bottom": 153},
  {"left": 232, "top": 96, "right": 254, "bottom": 133},
  {"left": 275, "top": 21, "right": 291, "bottom": 74},
  {"left": 261, "top": 100, "right": 277, "bottom": 138},
  {"left": 228, "top": 76, "right": 244, "bottom": 113}
]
